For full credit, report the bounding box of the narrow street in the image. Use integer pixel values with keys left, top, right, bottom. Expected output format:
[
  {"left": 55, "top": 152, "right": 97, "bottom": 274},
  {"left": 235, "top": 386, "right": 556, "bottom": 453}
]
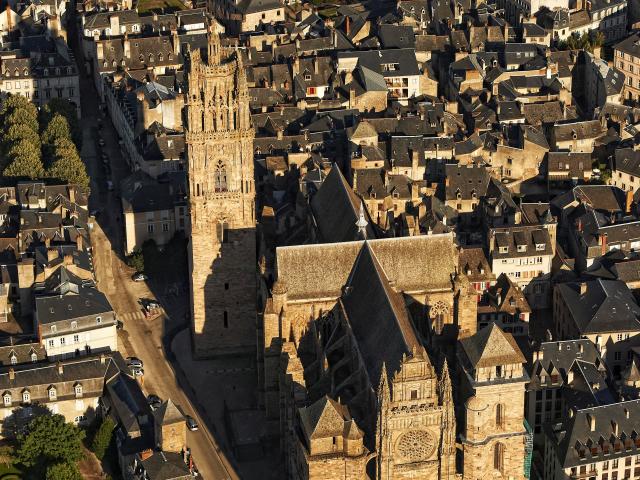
[{"left": 72, "top": 27, "right": 237, "bottom": 480}]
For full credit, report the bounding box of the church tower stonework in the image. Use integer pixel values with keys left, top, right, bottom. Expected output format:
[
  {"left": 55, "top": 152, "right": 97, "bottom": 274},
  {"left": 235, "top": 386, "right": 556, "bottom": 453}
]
[{"left": 185, "top": 32, "right": 256, "bottom": 358}]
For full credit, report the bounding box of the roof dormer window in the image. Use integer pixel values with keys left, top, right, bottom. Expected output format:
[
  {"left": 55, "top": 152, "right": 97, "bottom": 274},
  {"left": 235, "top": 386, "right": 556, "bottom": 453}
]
[
  {"left": 74, "top": 383, "right": 82, "bottom": 397},
  {"left": 499, "top": 246, "right": 509, "bottom": 254},
  {"left": 22, "top": 390, "right": 30, "bottom": 403},
  {"left": 10, "top": 354, "right": 17, "bottom": 365},
  {"left": 517, "top": 244, "right": 526, "bottom": 253},
  {"left": 2, "top": 393, "right": 11, "bottom": 407},
  {"left": 536, "top": 243, "right": 545, "bottom": 251},
  {"left": 43, "top": 68, "right": 48, "bottom": 76},
  {"left": 48, "top": 386, "right": 57, "bottom": 400}
]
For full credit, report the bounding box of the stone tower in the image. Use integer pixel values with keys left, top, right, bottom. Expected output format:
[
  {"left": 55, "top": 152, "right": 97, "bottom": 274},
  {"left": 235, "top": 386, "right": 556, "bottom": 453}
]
[
  {"left": 458, "top": 323, "right": 529, "bottom": 480},
  {"left": 185, "top": 31, "right": 256, "bottom": 358}
]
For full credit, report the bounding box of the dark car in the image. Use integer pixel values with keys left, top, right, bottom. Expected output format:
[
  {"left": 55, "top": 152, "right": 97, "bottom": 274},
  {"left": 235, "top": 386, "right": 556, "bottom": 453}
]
[
  {"left": 126, "top": 357, "right": 143, "bottom": 368},
  {"left": 147, "top": 394, "right": 162, "bottom": 409},
  {"left": 186, "top": 416, "right": 198, "bottom": 431},
  {"left": 116, "top": 320, "right": 124, "bottom": 330}
]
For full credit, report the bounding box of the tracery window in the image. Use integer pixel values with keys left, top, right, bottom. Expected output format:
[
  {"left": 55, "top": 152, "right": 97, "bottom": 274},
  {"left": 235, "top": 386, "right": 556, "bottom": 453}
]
[
  {"left": 429, "top": 301, "right": 449, "bottom": 334},
  {"left": 214, "top": 161, "right": 227, "bottom": 192}
]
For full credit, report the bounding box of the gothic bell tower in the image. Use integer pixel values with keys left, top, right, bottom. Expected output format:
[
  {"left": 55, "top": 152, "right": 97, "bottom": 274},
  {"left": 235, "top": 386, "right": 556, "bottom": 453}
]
[{"left": 185, "top": 30, "right": 256, "bottom": 358}]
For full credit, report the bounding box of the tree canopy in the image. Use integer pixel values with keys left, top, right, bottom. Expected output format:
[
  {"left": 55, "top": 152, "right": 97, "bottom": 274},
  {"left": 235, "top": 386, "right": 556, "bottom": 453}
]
[
  {"left": 16, "top": 414, "right": 85, "bottom": 472},
  {"left": 46, "top": 462, "right": 83, "bottom": 480},
  {"left": 0, "top": 94, "right": 89, "bottom": 187}
]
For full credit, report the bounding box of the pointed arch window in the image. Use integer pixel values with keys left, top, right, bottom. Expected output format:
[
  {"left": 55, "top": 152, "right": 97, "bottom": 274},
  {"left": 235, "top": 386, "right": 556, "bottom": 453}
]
[
  {"left": 214, "top": 161, "right": 227, "bottom": 192},
  {"left": 496, "top": 403, "right": 504, "bottom": 429},
  {"left": 493, "top": 442, "right": 504, "bottom": 473}
]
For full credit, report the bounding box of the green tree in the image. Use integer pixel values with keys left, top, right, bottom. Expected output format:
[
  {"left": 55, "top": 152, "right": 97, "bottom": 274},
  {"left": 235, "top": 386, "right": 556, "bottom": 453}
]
[
  {"left": 16, "top": 414, "right": 85, "bottom": 474},
  {"left": 2, "top": 124, "right": 41, "bottom": 159},
  {"left": 3, "top": 140, "right": 44, "bottom": 179},
  {"left": 45, "top": 137, "right": 89, "bottom": 186},
  {"left": 0, "top": 94, "right": 38, "bottom": 121},
  {"left": 42, "top": 114, "right": 72, "bottom": 146},
  {"left": 42, "top": 99, "right": 82, "bottom": 149},
  {"left": 4, "top": 109, "right": 39, "bottom": 135},
  {"left": 46, "top": 462, "right": 82, "bottom": 480},
  {"left": 90, "top": 417, "right": 115, "bottom": 460},
  {"left": 126, "top": 247, "right": 145, "bottom": 273}
]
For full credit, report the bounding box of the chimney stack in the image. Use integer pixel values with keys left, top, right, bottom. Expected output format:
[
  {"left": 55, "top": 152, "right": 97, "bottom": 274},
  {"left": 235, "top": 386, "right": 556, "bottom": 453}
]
[
  {"left": 600, "top": 233, "right": 608, "bottom": 256},
  {"left": 580, "top": 282, "right": 587, "bottom": 295},
  {"left": 626, "top": 189, "right": 634, "bottom": 214},
  {"left": 8, "top": 368, "right": 15, "bottom": 381},
  {"left": 57, "top": 361, "right": 63, "bottom": 375},
  {"left": 587, "top": 413, "right": 596, "bottom": 431}
]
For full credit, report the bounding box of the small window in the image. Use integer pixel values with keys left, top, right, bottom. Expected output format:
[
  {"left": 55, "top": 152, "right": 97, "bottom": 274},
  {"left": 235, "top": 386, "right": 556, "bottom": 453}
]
[
  {"left": 73, "top": 334, "right": 79, "bottom": 343},
  {"left": 3, "top": 394, "right": 11, "bottom": 406},
  {"left": 31, "top": 352, "right": 37, "bottom": 363},
  {"left": 74, "top": 384, "right": 82, "bottom": 397},
  {"left": 410, "top": 390, "right": 418, "bottom": 400},
  {"left": 22, "top": 390, "right": 30, "bottom": 403},
  {"left": 48, "top": 340, "right": 54, "bottom": 348}
]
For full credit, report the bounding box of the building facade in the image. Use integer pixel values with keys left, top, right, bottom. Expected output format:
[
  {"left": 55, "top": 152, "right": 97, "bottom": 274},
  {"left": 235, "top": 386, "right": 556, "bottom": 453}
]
[{"left": 186, "top": 32, "right": 257, "bottom": 357}]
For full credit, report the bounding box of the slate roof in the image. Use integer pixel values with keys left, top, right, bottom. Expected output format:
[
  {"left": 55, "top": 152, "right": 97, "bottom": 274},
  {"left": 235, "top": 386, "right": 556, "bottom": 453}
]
[
  {"left": 490, "top": 226, "right": 553, "bottom": 259},
  {"left": 460, "top": 323, "right": 526, "bottom": 369},
  {"left": 276, "top": 233, "right": 458, "bottom": 301},
  {"left": 337, "top": 48, "right": 420, "bottom": 78},
  {"left": 140, "top": 451, "right": 191, "bottom": 480},
  {"left": 299, "top": 395, "right": 349, "bottom": 440},
  {"left": 556, "top": 279, "right": 640, "bottom": 335},
  {"left": 552, "top": 400, "right": 640, "bottom": 468},
  {"left": 615, "top": 148, "right": 640, "bottom": 177},
  {"left": 441, "top": 164, "right": 491, "bottom": 201},
  {"left": 552, "top": 120, "right": 605, "bottom": 143},
  {"left": 340, "top": 242, "right": 420, "bottom": 385},
  {"left": 310, "top": 165, "right": 375, "bottom": 243}
]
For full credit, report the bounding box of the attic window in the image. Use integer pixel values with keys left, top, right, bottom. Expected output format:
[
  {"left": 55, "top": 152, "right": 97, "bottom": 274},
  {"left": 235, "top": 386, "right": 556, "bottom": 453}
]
[
  {"left": 304, "top": 74, "right": 311, "bottom": 81},
  {"left": 517, "top": 245, "right": 526, "bottom": 253},
  {"left": 50, "top": 325, "right": 57, "bottom": 334},
  {"left": 43, "top": 68, "right": 48, "bottom": 76},
  {"left": 31, "top": 352, "right": 37, "bottom": 363},
  {"left": 10, "top": 355, "right": 17, "bottom": 365},
  {"left": 499, "top": 246, "right": 508, "bottom": 254},
  {"left": 536, "top": 243, "right": 545, "bottom": 251}
]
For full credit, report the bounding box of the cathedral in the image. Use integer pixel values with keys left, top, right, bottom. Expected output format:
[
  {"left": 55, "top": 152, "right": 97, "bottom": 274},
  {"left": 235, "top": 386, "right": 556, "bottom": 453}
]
[{"left": 185, "top": 32, "right": 257, "bottom": 358}]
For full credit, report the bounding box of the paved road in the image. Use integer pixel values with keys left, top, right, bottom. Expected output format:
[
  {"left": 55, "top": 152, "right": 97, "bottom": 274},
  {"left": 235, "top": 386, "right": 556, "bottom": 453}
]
[{"left": 71, "top": 34, "right": 237, "bottom": 480}]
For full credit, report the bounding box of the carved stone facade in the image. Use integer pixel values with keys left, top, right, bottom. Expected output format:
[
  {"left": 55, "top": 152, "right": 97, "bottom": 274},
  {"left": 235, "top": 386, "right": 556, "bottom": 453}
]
[
  {"left": 186, "top": 32, "right": 256, "bottom": 357},
  {"left": 262, "top": 235, "right": 469, "bottom": 479}
]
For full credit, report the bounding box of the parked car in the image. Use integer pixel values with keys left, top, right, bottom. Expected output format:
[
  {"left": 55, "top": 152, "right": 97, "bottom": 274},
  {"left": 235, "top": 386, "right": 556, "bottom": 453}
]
[
  {"left": 186, "top": 416, "right": 198, "bottom": 431},
  {"left": 116, "top": 320, "right": 124, "bottom": 330},
  {"left": 132, "top": 273, "right": 148, "bottom": 282},
  {"left": 147, "top": 394, "right": 162, "bottom": 409},
  {"left": 131, "top": 367, "right": 144, "bottom": 377},
  {"left": 126, "top": 357, "right": 143, "bottom": 368},
  {"left": 147, "top": 301, "right": 161, "bottom": 310}
]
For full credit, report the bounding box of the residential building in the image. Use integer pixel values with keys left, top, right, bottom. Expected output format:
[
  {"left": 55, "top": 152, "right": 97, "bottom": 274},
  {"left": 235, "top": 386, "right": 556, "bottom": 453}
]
[
  {"left": 0, "top": 353, "right": 122, "bottom": 436},
  {"left": 554, "top": 279, "right": 640, "bottom": 373},
  {"left": 615, "top": 33, "right": 640, "bottom": 102},
  {"left": 120, "top": 171, "right": 188, "bottom": 255},
  {"left": 34, "top": 268, "right": 117, "bottom": 360},
  {"left": 543, "top": 400, "right": 640, "bottom": 480}
]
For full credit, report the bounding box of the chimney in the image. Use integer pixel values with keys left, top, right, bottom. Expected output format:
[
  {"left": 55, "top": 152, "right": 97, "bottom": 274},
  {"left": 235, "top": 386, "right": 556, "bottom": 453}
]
[
  {"left": 313, "top": 57, "right": 319, "bottom": 75},
  {"left": 587, "top": 413, "right": 596, "bottom": 431},
  {"left": 600, "top": 233, "right": 608, "bottom": 256},
  {"left": 612, "top": 420, "right": 618, "bottom": 436},
  {"left": 67, "top": 186, "right": 75, "bottom": 203},
  {"left": 47, "top": 248, "right": 57, "bottom": 263},
  {"left": 100, "top": 353, "right": 106, "bottom": 365},
  {"left": 577, "top": 218, "right": 583, "bottom": 232},
  {"left": 580, "top": 282, "right": 587, "bottom": 295},
  {"left": 123, "top": 33, "right": 130, "bottom": 59},
  {"left": 624, "top": 408, "right": 630, "bottom": 419},
  {"left": 346, "top": 15, "right": 350, "bottom": 36},
  {"left": 96, "top": 42, "right": 104, "bottom": 60},
  {"left": 76, "top": 234, "right": 83, "bottom": 252},
  {"left": 411, "top": 150, "right": 419, "bottom": 181},
  {"left": 172, "top": 30, "right": 180, "bottom": 56},
  {"left": 349, "top": 88, "right": 355, "bottom": 108},
  {"left": 8, "top": 368, "right": 14, "bottom": 381},
  {"left": 626, "top": 189, "right": 634, "bottom": 214},
  {"left": 445, "top": 177, "right": 450, "bottom": 187},
  {"left": 293, "top": 56, "right": 300, "bottom": 76},
  {"left": 109, "top": 14, "right": 120, "bottom": 36},
  {"left": 63, "top": 254, "right": 73, "bottom": 266},
  {"left": 57, "top": 361, "right": 63, "bottom": 375},
  {"left": 567, "top": 370, "right": 574, "bottom": 383}
]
